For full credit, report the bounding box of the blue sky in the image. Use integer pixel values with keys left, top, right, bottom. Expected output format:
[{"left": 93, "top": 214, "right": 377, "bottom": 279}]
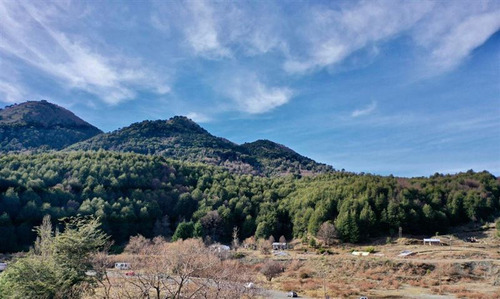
[{"left": 1, "top": 0, "right": 499, "bottom": 177}]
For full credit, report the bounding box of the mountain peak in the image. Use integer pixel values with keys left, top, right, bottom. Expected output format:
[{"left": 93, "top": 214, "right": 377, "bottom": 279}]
[
  {"left": 165, "top": 116, "right": 207, "bottom": 134},
  {"left": 0, "top": 100, "right": 102, "bottom": 152},
  {"left": 0, "top": 100, "right": 96, "bottom": 128}
]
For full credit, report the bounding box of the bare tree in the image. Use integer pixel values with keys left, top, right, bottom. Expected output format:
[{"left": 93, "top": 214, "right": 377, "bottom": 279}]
[
  {"left": 279, "top": 235, "right": 286, "bottom": 244},
  {"left": 110, "top": 237, "right": 262, "bottom": 299},
  {"left": 260, "top": 260, "right": 283, "bottom": 281},
  {"left": 124, "top": 234, "right": 150, "bottom": 254},
  {"left": 90, "top": 242, "right": 114, "bottom": 299},
  {"left": 317, "top": 221, "right": 337, "bottom": 246},
  {"left": 196, "top": 259, "right": 261, "bottom": 298},
  {"left": 232, "top": 226, "right": 240, "bottom": 251}
]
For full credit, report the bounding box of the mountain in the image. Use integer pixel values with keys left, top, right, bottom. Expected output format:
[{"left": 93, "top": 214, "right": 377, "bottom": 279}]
[
  {"left": 68, "top": 116, "right": 332, "bottom": 176},
  {"left": 241, "top": 139, "right": 332, "bottom": 176},
  {"left": 0, "top": 100, "right": 102, "bottom": 151}
]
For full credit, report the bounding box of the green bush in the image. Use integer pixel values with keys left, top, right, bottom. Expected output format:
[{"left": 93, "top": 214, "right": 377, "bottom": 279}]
[
  {"left": 365, "top": 246, "right": 376, "bottom": 253},
  {"left": 231, "top": 252, "right": 245, "bottom": 259}
]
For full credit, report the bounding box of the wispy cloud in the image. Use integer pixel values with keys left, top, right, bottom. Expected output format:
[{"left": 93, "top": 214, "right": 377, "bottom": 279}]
[
  {"left": 152, "top": 1, "right": 499, "bottom": 75},
  {"left": 352, "top": 101, "right": 377, "bottom": 117},
  {"left": 284, "top": 1, "right": 433, "bottom": 73},
  {"left": 182, "top": 1, "right": 230, "bottom": 58},
  {"left": 186, "top": 112, "right": 212, "bottom": 123},
  {"left": 151, "top": 1, "right": 285, "bottom": 59},
  {"left": 282, "top": 1, "right": 498, "bottom": 74},
  {"left": 426, "top": 10, "right": 500, "bottom": 72},
  {"left": 1, "top": 0, "right": 498, "bottom": 112},
  {"left": 221, "top": 73, "right": 293, "bottom": 114},
  {"left": 411, "top": 1, "right": 500, "bottom": 74},
  {"left": 0, "top": 1, "right": 169, "bottom": 105}
]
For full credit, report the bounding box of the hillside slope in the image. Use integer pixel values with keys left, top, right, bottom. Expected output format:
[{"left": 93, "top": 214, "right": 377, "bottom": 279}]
[{"left": 241, "top": 139, "right": 332, "bottom": 176}]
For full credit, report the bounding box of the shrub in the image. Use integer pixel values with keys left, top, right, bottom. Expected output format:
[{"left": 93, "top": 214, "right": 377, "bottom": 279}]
[
  {"left": 231, "top": 252, "right": 245, "bottom": 259},
  {"left": 365, "top": 246, "right": 376, "bottom": 253}
]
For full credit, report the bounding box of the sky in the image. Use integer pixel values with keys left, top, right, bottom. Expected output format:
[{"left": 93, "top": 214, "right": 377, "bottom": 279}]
[{"left": 0, "top": 0, "right": 499, "bottom": 177}]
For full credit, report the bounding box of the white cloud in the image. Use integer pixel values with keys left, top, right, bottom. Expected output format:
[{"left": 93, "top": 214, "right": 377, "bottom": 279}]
[
  {"left": 183, "top": 1, "right": 230, "bottom": 58},
  {"left": 0, "top": 1, "right": 169, "bottom": 105},
  {"left": 151, "top": 1, "right": 286, "bottom": 59},
  {"left": 2, "top": 0, "right": 498, "bottom": 109},
  {"left": 186, "top": 112, "right": 212, "bottom": 123},
  {"left": 280, "top": 0, "right": 500, "bottom": 74},
  {"left": 150, "top": 1, "right": 500, "bottom": 81},
  {"left": 223, "top": 74, "right": 293, "bottom": 114},
  {"left": 284, "top": 1, "right": 433, "bottom": 73},
  {"left": 352, "top": 101, "right": 377, "bottom": 117},
  {"left": 427, "top": 10, "right": 500, "bottom": 72},
  {"left": 151, "top": 1, "right": 230, "bottom": 59}
]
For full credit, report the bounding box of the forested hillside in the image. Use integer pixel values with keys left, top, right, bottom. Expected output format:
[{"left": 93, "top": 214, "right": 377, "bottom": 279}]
[
  {"left": 0, "top": 101, "right": 102, "bottom": 151},
  {"left": 0, "top": 151, "right": 498, "bottom": 253}
]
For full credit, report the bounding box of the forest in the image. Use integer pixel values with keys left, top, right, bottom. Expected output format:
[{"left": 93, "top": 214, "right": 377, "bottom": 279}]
[{"left": 0, "top": 150, "right": 499, "bottom": 252}]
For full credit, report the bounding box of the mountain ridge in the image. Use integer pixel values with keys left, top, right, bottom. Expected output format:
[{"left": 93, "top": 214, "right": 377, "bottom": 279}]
[
  {"left": 68, "top": 115, "right": 333, "bottom": 176},
  {"left": 1, "top": 100, "right": 332, "bottom": 176}
]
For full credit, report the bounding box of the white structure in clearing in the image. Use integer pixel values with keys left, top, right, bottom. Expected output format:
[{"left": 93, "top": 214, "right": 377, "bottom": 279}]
[
  {"left": 423, "top": 238, "right": 441, "bottom": 245},
  {"left": 114, "top": 262, "right": 131, "bottom": 270},
  {"left": 351, "top": 251, "right": 370, "bottom": 256},
  {"left": 272, "top": 242, "right": 287, "bottom": 250},
  {"left": 209, "top": 244, "right": 230, "bottom": 253}
]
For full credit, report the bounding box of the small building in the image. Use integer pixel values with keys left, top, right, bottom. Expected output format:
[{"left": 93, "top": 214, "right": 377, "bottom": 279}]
[
  {"left": 423, "top": 238, "right": 441, "bottom": 246},
  {"left": 351, "top": 251, "right": 370, "bottom": 256},
  {"left": 209, "top": 244, "right": 231, "bottom": 253},
  {"left": 114, "top": 262, "right": 131, "bottom": 270},
  {"left": 272, "top": 242, "right": 287, "bottom": 250}
]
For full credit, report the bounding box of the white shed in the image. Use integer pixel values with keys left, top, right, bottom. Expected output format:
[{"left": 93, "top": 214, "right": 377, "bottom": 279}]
[
  {"left": 114, "top": 262, "right": 131, "bottom": 270},
  {"left": 423, "top": 238, "right": 441, "bottom": 245}
]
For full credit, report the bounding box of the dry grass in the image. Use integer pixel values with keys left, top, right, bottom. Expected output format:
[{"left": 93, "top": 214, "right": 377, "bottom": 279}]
[
  {"left": 87, "top": 224, "right": 500, "bottom": 298},
  {"left": 260, "top": 224, "right": 500, "bottom": 298}
]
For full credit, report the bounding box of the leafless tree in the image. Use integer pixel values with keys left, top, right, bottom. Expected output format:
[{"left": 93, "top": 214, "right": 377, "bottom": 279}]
[
  {"left": 124, "top": 234, "right": 150, "bottom": 254},
  {"left": 90, "top": 242, "right": 114, "bottom": 299},
  {"left": 260, "top": 260, "right": 284, "bottom": 281},
  {"left": 102, "top": 237, "right": 261, "bottom": 299},
  {"left": 231, "top": 227, "right": 239, "bottom": 251},
  {"left": 317, "top": 221, "right": 337, "bottom": 246}
]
